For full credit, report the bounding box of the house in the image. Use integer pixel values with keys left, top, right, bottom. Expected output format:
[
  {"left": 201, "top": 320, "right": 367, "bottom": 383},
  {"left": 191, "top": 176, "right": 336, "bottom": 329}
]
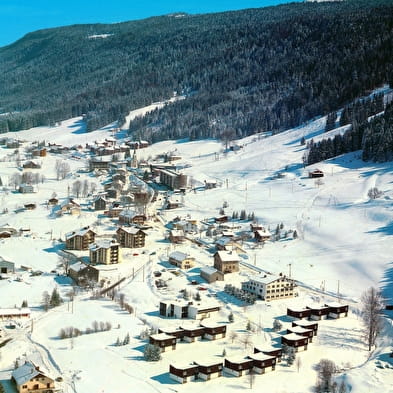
[
  {"left": 214, "top": 215, "right": 228, "bottom": 223},
  {"left": 248, "top": 353, "right": 277, "bottom": 374},
  {"left": 93, "top": 196, "right": 107, "bottom": 211},
  {"left": 0, "top": 308, "right": 31, "bottom": 320},
  {"left": 194, "top": 360, "right": 223, "bottom": 381},
  {"left": 200, "top": 266, "right": 224, "bottom": 283},
  {"left": 65, "top": 226, "right": 96, "bottom": 250},
  {"left": 173, "top": 219, "right": 198, "bottom": 234},
  {"left": 308, "top": 169, "right": 324, "bottom": 178},
  {"left": 12, "top": 361, "right": 56, "bottom": 393},
  {"left": 159, "top": 301, "right": 220, "bottom": 320},
  {"left": 281, "top": 333, "right": 308, "bottom": 352},
  {"left": 169, "top": 229, "right": 185, "bottom": 244},
  {"left": 32, "top": 148, "right": 47, "bottom": 157},
  {"left": 200, "top": 321, "right": 226, "bottom": 340},
  {"left": 159, "top": 169, "right": 187, "bottom": 190},
  {"left": 306, "top": 305, "right": 330, "bottom": 320},
  {"left": 118, "top": 210, "right": 146, "bottom": 225},
  {"left": 116, "top": 227, "right": 147, "bottom": 248},
  {"left": 18, "top": 184, "right": 34, "bottom": 194},
  {"left": 89, "top": 157, "right": 111, "bottom": 171},
  {"left": 254, "top": 228, "right": 272, "bottom": 242},
  {"left": 241, "top": 274, "right": 296, "bottom": 301},
  {"left": 24, "top": 203, "right": 36, "bottom": 210},
  {"left": 181, "top": 325, "right": 206, "bottom": 343},
  {"left": 0, "top": 257, "right": 15, "bottom": 274},
  {"left": 292, "top": 320, "right": 319, "bottom": 336},
  {"left": 169, "top": 363, "right": 199, "bottom": 384},
  {"left": 250, "top": 223, "right": 263, "bottom": 232},
  {"left": 158, "top": 327, "right": 185, "bottom": 342},
  {"left": 168, "top": 251, "right": 195, "bottom": 269},
  {"left": 325, "top": 302, "right": 349, "bottom": 318},
  {"left": 159, "top": 300, "right": 189, "bottom": 319},
  {"left": 48, "top": 197, "right": 58, "bottom": 206},
  {"left": 286, "top": 307, "right": 312, "bottom": 319},
  {"left": 149, "top": 333, "right": 176, "bottom": 352},
  {"left": 204, "top": 180, "right": 217, "bottom": 189},
  {"left": 59, "top": 198, "right": 81, "bottom": 215},
  {"left": 224, "top": 357, "right": 254, "bottom": 377},
  {"left": 106, "top": 206, "right": 123, "bottom": 218},
  {"left": 22, "top": 161, "right": 41, "bottom": 169},
  {"left": 89, "top": 240, "right": 121, "bottom": 265},
  {"left": 0, "top": 227, "right": 18, "bottom": 238},
  {"left": 68, "top": 262, "right": 100, "bottom": 285},
  {"left": 287, "top": 326, "right": 314, "bottom": 342},
  {"left": 253, "top": 344, "right": 282, "bottom": 362},
  {"left": 213, "top": 251, "right": 240, "bottom": 274},
  {"left": 215, "top": 236, "right": 242, "bottom": 252}
]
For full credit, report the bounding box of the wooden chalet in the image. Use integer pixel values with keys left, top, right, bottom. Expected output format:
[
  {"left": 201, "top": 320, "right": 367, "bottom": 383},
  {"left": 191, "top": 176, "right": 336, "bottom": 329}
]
[
  {"left": 253, "top": 345, "right": 282, "bottom": 362},
  {"left": 308, "top": 169, "right": 324, "bottom": 178},
  {"left": 48, "top": 197, "right": 59, "bottom": 206},
  {"left": 248, "top": 353, "right": 277, "bottom": 374},
  {"left": 200, "top": 321, "right": 226, "bottom": 340},
  {"left": 213, "top": 250, "right": 240, "bottom": 274},
  {"left": 287, "top": 326, "right": 314, "bottom": 342},
  {"left": 292, "top": 320, "right": 319, "bottom": 336},
  {"left": 32, "top": 147, "right": 47, "bottom": 157},
  {"left": 287, "top": 307, "right": 312, "bottom": 319},
  {"left": 24, "top": 203, "right": 36, "bottom": 210},
  {"left": 254, "top": 228, "right": 272, "bottom": 242},
  {"left": 194, "top": 360, "right": 223, "bottom": 381},
  {"left": 22, "top": 161, "right": 41, "bottom": 169},
  {"left": 65, "top": 226, "right": 96, "bottom": 250},
  {"left": 168, "top": 251, "right": 195, "bottom": 269},
  {"left": 214, "top": 215, "right": 228, "bottom": 223},
  {"left": 94, "top": 196, "right": 107, "bottom": 211},
  {"left": 306, "top": 305, "right": 330, "bottom": 320},
  {"left": 169, "top": 229, "right": 185, "bottom": 244},
  {"left": 68, "top": 262, "right": 100, "bottom": 285},
  {"left": 0, "top": 307, "right": 31, "bottom": 320},
  {"left": 325, "top": 302, "right": 349, "bottom": 318},
  {"left": 12, "top": 361, "right": 56, "bottom": 393},
  {"left": 116, "top": 227, "right": 146, "bottom": 248},
  {"left": 224, "top": 357, "right": 254, "bottom": 377},
  {"left": 181, "top": 325, "right": 206, "bottom": 343},
  {"left": 250, "top": 223, "right": 263, "bottom": 232},
  {"left": 281, "top": 333, "right": 308, "bottom": 352},
  {"left": 149, "top": 333, "right": 176, "bottom": 352},
  {"left": 59, "top": 198, "right": 81, "bottom": 215},
  {"left": 119, "top": 210, "right": 146, "bottom": 225},
  {"left": 200, "top": 266, "right": 224, "bottom": 283},
  {"left": 158, "top": 327, "right": 185, "bottom": 342},
  {"left": 169, "top": 363, "right": 199, "bottom": 383}
]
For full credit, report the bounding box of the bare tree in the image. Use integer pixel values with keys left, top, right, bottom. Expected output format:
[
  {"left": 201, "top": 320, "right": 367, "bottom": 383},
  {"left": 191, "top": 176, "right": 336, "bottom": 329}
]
[
  {"left": 248, "top": 369, "right": 256, "bottom": 389},
  {"left": 90, "top": 182, "right": 97, "bottom": 194},
  {"left": 82, "top": 179, "right": 89, "bottom": 197},
  {"left": 9, "top": 172, "right": 22, "bottom": 189},
  {"left": 361, "top": 287, "right": 384, "bottom": 351},
  {"left": 316, "top": 359, "right": 337, "bottom": 392},
  {"left": 229, "top": 330, "right": 238, "bottom": 343},
  {"left": 72, "top": 180, "right": 82, "bottom": 198},
  {"left": 239, "top": 334, "right": 252, "bottom": 349},
  {"left": 55, "top": 160, "right": 71, "bottom": 180},
  {"left": 367, "top": 187, "right": 383, "bottom": 200}
]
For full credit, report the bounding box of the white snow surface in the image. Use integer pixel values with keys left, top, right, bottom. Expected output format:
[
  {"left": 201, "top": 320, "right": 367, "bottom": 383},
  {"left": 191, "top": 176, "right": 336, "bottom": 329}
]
[{"left": 0, "top": 100, "right": 393, "bottom": 393}]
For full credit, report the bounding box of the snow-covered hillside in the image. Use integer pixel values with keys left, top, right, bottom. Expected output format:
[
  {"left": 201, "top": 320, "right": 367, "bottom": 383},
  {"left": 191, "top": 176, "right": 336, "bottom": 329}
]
[{"left": 0, "top": 104, "right": 392, "bottom": 393}]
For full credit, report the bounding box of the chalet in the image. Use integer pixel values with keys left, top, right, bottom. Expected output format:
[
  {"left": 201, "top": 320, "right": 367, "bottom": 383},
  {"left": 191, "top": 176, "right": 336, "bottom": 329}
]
[
  {"left": 149, "top": 333, "right": 176, "bottom": 352},
  {"left": 89, "top": 240, "right": 121, "bottom": 265},
  {"left": 166, "top": 198, "right": 183, "bottom": 210},
  {"left": 224, "top": 357, "right": 254, "bottom": 377},
  {"left": 18, "top": 184, "right": 34, "bottom": 194},
  {"left": 6, "top": 139, "right": 20, "bottom": 149},
  {"left": 12, "top": 361, "right": 56, "bottom": 393},
  {"left": 24, "top": 203, "right": 36, "bottom": 210},
  {"left": 181, "top": 325, "right": 206, "bottom": 343},
  {"left": 0, "top": 227, "right": 17, "bottom": 238},
  {"left": 59, "top": 198, "right": 81, "bottom": 215},
  {"left": 168, "top": 251, "right": 195, "bottom": 269},
  {"left": 292, "top": 320, "right": 319, "bottom": 336},
  {"left": 253, "top": 345, "right": 282, "bottom": 362},
  {"left": 281, "top": 333, "right": 308, "bottom": 352},
  {"left": 194, "top": 360, "right": 223, "bottom": 381},
  {"left": 286, "top": 307, "right": 312, "bottom": 319},
  {"left": 308, "top": 169, "right": 324, "bottom": 178},
  {"left": 93, "top": 196, "right": 107, "bottom": 211},
  {"left": 158, "top": 327, "right": 185, "bottom": 342},
  {"left": 306, "top": 305, "right": 330, "bottom": 320},
  {"left": 65, "top": 226, "right": 96, "bottom": 250},
  {"left": 159, "top": 169, "right": 187, "bottom": 190},
  {"left": 159, "top": 301, "right": 220, "bottom": 320},
  {"left": 214, "top": 215, "right": 228, "bottom": 223},
  {"left": 173, "top": 219, "right": 198, "bottom": 234},
  {"left": 213, "top": 251, "right": 240, "bottom": 274},
  {"left": 254, "top": 228, "right": 272, "bottom": 242},
  {"left": 68, "top": 262, "right": 100, "bottom": 285},
  {"left": 287, "top": 326, "right": 314, "bottom": 342},
  {"left": 89, "top": 157, "right": 111, "bottom": 171},
  {"left": 116, "top": 227, "right": 147, "bottom": 248},
  {"left": 0, "top": 257, "right": 15, "bottom": 274},
  {"left": 32, "top": 148, "right": 47, "bottom": 157},
  {"left": 22, "top": 161, "right": 41, "bottom": 169},
  {"left": 48, "top": 197, "right": 58, "bottom": 206},
  {"left": 118, "top": 210, "right": 146, "bottom": 225},
  {"left": 204, "top": 180, "right": 217, "bottom": 189},
  {"left": 169, "top": 229, "right": 185, "bottom": 244},
  {"left": 200, "top": 321, "right": 226, "bottom": 340},
  {"left": 242, "top": 274, "right": 296, "bottom": 301},
  {"left": 325, "top": 302, "right": 349, "bottom": 318},
  {"left": 0, "top": 308, "right": 31, "bottom": 320},
  {"left": 250, "top": 223, "right": 263, "bottom": 232},
  {"left": 106, "top": 206, "right": 123, "bottom": 218},
  {"left": 248, "top": 353, "right": 277, "bottom": 374},
  {"left": 200, "top": 266, "right": 224, "bottom": 283},
  {"left": 215, "top": 236, "right": 242, "bottom": 252},
  {"left": 169, "top": 363, "right": 199, "bottom": 384}
]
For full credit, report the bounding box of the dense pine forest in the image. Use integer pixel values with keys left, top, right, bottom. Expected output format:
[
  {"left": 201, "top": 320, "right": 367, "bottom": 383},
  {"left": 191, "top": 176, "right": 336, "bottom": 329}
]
[{"left": 1, "top": 0, "right": 393, "bottom": 161}]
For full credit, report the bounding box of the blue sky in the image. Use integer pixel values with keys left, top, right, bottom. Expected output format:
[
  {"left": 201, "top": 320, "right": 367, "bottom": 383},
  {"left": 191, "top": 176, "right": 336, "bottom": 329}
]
[{"left": 0, "top": 0, "right": 297, "bottom": 47}]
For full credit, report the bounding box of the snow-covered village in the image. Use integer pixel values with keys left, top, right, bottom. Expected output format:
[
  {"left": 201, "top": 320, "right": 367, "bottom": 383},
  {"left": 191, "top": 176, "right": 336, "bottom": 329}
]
[{"left": 0, "top": 84, "right": 393, "bottom": 393}]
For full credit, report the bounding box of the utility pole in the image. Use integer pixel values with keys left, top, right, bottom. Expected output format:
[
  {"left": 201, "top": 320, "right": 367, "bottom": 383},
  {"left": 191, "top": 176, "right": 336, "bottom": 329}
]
[{"left": 288, "top": 263, "right": 292, "bottom": 278}]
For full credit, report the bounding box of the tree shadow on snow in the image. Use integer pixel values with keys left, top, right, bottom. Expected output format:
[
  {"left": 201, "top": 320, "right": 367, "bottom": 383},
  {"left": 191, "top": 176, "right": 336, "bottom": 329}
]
[{"left": 380, "top": 261, "right": 393, "bottom": 306}]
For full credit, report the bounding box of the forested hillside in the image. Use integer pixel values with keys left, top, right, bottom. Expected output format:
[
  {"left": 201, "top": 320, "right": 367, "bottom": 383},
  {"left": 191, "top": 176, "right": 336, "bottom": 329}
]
[{"left": 0, "top": 0, "right": 393, "bottom": 148}]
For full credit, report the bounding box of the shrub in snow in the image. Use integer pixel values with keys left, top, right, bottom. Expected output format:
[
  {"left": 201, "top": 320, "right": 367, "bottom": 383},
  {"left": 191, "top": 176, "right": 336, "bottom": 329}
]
[{"left": 144, "top": 344, "right": 161, "bottom": 361}]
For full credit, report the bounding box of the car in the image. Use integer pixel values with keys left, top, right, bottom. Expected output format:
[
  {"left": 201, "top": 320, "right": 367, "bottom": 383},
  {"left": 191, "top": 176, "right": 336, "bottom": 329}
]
[
  {"left": 197, "top": 286, "right": 207, "bottom": 291},
  {"left": 133, "top": 253, "right": 139, "bottom": 256},
  {"left": 153, "top": 271, "right": 162, "bottom": 277}
]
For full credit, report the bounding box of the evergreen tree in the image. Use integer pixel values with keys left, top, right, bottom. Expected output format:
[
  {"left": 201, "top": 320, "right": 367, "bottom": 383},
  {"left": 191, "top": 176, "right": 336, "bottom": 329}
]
[
  {"left": 144, "top": 344, "right": 161, "bottom": 361},
  {"left": 228, "top": 312, "right": 234, "bottom": 323},
  {"left": 50, "top": 288, "right": 62, "bottom": 308}
]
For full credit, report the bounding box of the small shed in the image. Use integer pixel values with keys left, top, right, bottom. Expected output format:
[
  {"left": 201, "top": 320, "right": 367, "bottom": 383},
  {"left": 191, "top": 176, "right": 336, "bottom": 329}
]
[
  {"left": 200, "top": 321, "right": 226, "bottom": 341},
  {"left": 169, "top": 363, "right": 199, "bottom": 384},
  {"left": 0, "top": 257, "right": 15, "bottom": 274},
  {"left": 248, "top": 353, "right": 277, "bottom": 374},
  {"left": 287, "top": 307, "right": 312, "bottom": 319},
  {"left": 325, "top": 302, "right": 349, "bottom": 318},
  {"left": 292, "top": 320, "right": 319, "bottom": 336},
  {"left": 306, "top": 305, "right": 330, "bottom": 320},
  {"left": 281, "top": 333, "right": 308, "bottom": 352},
  {"left": 194, "top": 360, "right": 223, "bottom": 381},
  {"left": 149, "top": 333, "right": 176, "bottom": 352},
  {"left": 224, "top": 357, "right": 254, "bottom": 377},
  {"left": 253, "top": 344, "right": 282, "bottom": 362},
  {"left": 287, "top": 326, "right": 314, "bottom": 342}
]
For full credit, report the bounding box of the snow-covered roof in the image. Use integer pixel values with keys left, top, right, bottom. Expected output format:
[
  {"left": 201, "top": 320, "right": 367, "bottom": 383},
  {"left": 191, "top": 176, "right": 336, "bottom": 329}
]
[
  {"left": 194, "top": 359, "right": 223, "bottom": 367},
  {"left": 89, "top": 240, "right": 119, "bottom": 251},
  {"left": 169, "top": 251, "right": 189, "bottom": 261},
  {"left": 200, "top": 266, "right": 220, "bottom": 275},
  {"left": 199, "top": 320, "right": 222, "bottom": 329},
  {"left": 225, "top": 356, "right": 252, "bottom": 364},
  {"left": 253, "top": 344, "right": 281, "bottom": 353},
  {"left": 170, "top": 363, "right": 198, "bottom": 370},
  {"left": 12, "top": 362, "right": 43, "bottom": 385},
  {"left": 117, "top": 226, "right": 145, "bottom": 235},
  {"left": 65, "top": 226, "right": 94, "bottom": 239},
  {"left": 256, "top": 229, "right": 271, "bottom": 236},
  {"left": 248, "top": 353, "right": 276, "bottom": 361},
  {"left": 150, "top": 333, "right": 176, "bottom": 341},
  {"left": 69, "top": 262, "right": 87, "bottom": 273},
  {"left": 288, "top": 326, "right": 312, "bottom": 334},
  {"left": 170, "top": 229, "right": 184, "bottom": 237},
  {"left": 282, "top": 333, "right": 306, "bottom": 341},
  {"left": 216, "top": 250, "right": 240, "bottom": 262},
  {"left": 247, "top": 274, "right": 288, "bottom": 285},
  {"left": 0, "top": 307, "right": 30, "bottom": 316}
]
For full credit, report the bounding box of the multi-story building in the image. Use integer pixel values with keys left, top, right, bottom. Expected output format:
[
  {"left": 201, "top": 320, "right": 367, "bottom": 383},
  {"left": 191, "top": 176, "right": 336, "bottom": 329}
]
[
  {"left": 116, "top": 227, "right": 147, "bottom": 248},
  {"left": 89, "top": 240, "right": 121, "bottom": 265},
  {"left": 65, "top": 226, "right": 96, "bottom": 250},
  {"left": 213, "top": 251, "right": 240, "bottom": 274},
  {"left": 159, "top": 169, "right": 187, "bottom": 190}
]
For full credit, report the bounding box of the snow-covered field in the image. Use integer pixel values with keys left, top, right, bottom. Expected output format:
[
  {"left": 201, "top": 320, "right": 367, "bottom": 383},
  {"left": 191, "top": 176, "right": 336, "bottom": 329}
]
[{"left": 0, "top": 102, "right": 392, "bottom": 393}]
